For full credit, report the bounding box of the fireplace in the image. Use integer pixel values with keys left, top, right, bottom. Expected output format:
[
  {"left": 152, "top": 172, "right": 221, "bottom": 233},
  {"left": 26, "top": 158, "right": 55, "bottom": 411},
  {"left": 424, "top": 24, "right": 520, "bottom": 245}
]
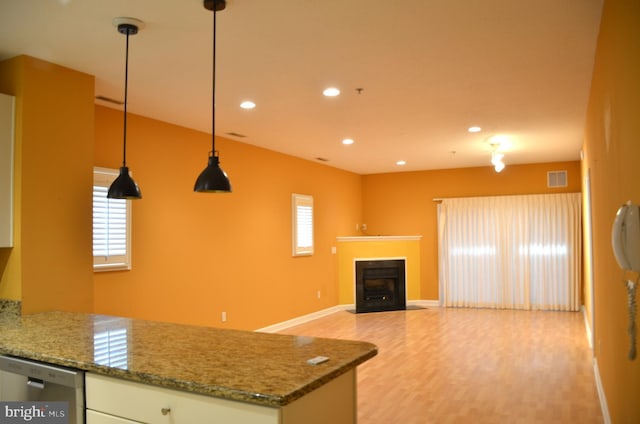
[{"left": 355, "top": 259, "right": 406, "bottom": 313}]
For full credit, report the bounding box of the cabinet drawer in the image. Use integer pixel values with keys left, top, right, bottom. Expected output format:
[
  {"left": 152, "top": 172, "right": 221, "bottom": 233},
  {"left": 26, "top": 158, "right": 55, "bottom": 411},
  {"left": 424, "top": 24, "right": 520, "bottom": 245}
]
[
  {"left": 87, "top": 410, "right": 140, "bottom": 424},
  {"left": 86, "top": 373, "right": 279, "bottom": 424}
]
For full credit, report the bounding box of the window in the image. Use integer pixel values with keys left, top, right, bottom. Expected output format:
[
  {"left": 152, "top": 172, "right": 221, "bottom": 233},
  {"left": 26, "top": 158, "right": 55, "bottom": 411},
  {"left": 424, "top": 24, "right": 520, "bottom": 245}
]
[
  {"left": 438, "top": 193, "right": 581, "bottom": 311},
  {"left": 292, "top": 193, "right": 314, "bottom": 256},
  {"left": 93, "top": 167, "right": 132, "bottom": 271}
]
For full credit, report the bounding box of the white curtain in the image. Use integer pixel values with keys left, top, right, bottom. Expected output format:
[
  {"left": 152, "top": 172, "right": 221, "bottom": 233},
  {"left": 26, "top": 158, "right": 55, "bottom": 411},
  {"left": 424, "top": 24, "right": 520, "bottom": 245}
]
[{"left": 438, "top": 193, "right": 581, "bottom": 311}]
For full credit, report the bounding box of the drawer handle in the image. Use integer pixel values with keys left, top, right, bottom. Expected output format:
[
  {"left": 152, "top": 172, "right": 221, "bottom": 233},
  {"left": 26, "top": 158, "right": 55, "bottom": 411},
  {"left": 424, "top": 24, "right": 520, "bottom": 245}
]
[
  {"left": 161, "top": 407, "right": 171, "bottom": 416},
  {"left": 27, "top": 377, "right": 45, "bottom": 390}
]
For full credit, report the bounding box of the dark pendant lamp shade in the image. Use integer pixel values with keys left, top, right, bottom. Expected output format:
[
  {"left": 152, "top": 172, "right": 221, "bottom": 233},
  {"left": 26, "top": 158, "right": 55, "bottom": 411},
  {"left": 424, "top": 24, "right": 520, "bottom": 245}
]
[
  {"left": 194, "top": 0, "right": 232, "bottom": 193},
  {"left": 108, "top": 166, "right": 142, "bottom": 199},
  {"left": 194, "top": 154, "right": 231, "bottom": 192},
  {"left": 108, "top": 18, "right": 143, "bottom": 199}
]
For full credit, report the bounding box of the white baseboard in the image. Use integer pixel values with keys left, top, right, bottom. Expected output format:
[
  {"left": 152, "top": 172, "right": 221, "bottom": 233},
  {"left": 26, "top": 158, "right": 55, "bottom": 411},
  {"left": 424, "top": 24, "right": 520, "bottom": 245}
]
[
  {"left": 582, "top": 305, "right": 594, "bottom": 350},
  {"left": 255, "top": 305, "right": 351, "bottom": 333},
  {"left": 593, "top": 358, "right": 611, "bottom": 424},
  {"left": 255, "top": 299, "right": 440, "bottom": 333},
  {"left": 582, "top": 306, "right": 610, "bottom": 423},
  {"left": 408, "top": 299, "right": 440, "bottom": 308}
]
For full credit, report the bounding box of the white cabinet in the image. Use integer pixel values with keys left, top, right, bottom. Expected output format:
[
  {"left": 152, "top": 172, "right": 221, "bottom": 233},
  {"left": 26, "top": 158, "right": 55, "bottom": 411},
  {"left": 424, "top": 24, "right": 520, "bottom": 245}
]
[
  {"left": 86, "top": 370, "right": 356, "bottom": 424},
  {"left": 86, "top": 411, "right": 139, "bottom": 424},
  {"left": 86, "top": 373, "right": 278, "bottom": 424},
  {"left": 0, "top": 93, "right": 15, "bottom": 248}
]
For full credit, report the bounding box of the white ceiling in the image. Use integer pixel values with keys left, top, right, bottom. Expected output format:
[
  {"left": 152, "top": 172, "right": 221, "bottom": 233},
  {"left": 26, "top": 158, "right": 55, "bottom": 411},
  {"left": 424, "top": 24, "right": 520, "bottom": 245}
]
[{"left": 0, "top": 0, "right": 603, "bottom": 175}]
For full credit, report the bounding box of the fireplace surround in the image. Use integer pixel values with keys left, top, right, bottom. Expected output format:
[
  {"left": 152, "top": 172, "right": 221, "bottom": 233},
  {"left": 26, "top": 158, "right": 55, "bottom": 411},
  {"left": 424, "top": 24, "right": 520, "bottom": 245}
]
[{"left": 355, "top": 259, "right": 406, "bottom": 313}]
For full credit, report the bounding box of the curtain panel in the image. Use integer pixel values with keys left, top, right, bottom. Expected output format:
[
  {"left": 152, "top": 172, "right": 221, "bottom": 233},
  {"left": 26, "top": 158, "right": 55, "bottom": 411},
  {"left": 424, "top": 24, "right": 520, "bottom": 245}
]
[{"left": 438, "top": 193, "right": 582, "bottom": 311}]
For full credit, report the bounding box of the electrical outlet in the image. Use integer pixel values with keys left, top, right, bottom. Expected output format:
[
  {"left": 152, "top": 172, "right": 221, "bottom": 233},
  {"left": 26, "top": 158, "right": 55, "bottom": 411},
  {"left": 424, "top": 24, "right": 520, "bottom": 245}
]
[
  {"left": 317, "top": 290, "right": 321, "bottom": 299},
  {"left": 331, "top": 246, "right": 337, "bottom": 254},
  {"left": 362, "top": 223, "right": 367, "bottom": 231},
  {"left": 221, "top": 311, "right": 227, "bottom": 322},
  {"left": 356, "top": 223, "right": 360, "bottom": 231}
]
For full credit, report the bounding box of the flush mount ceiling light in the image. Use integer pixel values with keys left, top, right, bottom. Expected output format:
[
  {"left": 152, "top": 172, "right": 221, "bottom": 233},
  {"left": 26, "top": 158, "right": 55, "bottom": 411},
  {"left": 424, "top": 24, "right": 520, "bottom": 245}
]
[
  {"left": 468, "top": 126, "right": 482, "bottom": 133},
  {"left": 342, "top": 138, "right": 354, "bottom": 145},
  {"left": 194, "top": 0, "right": 232, "bottom": 193},
  {"left": 240, "top": 100, "right": 256, "bottom": 109},
  {"left": 108, "top": 17, "right": 144, "bottom": 200},
  {"left": 323, "top": 87, "right": 340, "bottom": 97},
  {"left": 396, "top": 160, "right": 407, "bottom": 166}
]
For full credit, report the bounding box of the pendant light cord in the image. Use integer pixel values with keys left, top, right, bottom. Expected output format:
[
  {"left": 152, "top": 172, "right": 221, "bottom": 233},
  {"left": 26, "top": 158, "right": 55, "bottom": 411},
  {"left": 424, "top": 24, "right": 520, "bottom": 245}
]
[
  {"left": 211, "top": 7, "right": 217, "bottom": 156},
  {"left": 122, "top": 28, "right": 131, "bottom": 167}
]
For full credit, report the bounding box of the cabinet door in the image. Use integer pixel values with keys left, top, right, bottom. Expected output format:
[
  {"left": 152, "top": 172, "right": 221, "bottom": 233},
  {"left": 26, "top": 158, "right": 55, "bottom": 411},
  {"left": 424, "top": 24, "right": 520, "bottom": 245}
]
[
  {"left": 0, "top": 93, "right": 15, "bottom": 247},
  {"left": 86, "top": 373, "right": 279, "bottom": 424}
]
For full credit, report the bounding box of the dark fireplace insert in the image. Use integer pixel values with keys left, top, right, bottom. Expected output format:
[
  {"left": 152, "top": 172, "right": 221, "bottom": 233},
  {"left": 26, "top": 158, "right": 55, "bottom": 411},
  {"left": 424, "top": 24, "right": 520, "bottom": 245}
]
[{"left": 355, "top": 259, "right": 406, "bottom": 313}]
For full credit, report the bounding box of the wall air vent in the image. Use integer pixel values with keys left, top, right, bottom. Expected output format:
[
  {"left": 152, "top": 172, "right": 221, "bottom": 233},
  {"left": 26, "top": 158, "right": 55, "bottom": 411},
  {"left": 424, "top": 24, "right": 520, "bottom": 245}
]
[{"left": 547, "top": 170, "right": 568, "bottom": 188}]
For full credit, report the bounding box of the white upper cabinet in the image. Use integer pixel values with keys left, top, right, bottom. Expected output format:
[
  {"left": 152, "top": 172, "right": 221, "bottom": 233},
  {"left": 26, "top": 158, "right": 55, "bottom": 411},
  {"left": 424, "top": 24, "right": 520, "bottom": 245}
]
[{"left": 0, "top": 93, "right": 14, "bottom": 248}]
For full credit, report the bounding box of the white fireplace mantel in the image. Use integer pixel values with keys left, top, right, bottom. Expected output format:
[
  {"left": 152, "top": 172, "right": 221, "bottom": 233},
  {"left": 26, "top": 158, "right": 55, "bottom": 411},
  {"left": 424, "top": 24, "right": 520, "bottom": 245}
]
[{"left": 336, "top": 235, "right": 422, "bottom": 242}]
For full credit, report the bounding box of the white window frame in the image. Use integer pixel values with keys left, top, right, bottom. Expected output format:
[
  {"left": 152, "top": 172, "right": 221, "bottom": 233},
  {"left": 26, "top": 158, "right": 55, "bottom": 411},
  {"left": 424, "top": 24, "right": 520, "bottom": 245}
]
[
  {"left": 292, "top": 193, "right": 314, "bottom": 256},
  {"left": 93, "top": 167, "right": 132, "bottom": 271}
]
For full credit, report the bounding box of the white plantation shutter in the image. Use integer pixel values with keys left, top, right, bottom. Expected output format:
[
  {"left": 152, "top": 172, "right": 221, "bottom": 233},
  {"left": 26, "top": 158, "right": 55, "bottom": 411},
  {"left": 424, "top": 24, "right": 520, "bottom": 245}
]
[
  {"left": 93, "top": 167, "right": 132, "bottom": 271},
  {"left": 292, "top": 194, "right": 314, "bottom": 256}
]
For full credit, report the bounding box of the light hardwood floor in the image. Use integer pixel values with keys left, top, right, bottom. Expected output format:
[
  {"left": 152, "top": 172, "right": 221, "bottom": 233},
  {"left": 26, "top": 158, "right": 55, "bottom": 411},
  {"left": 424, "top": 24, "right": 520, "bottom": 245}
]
[{"left": 279, "top": 307, "right": 604, "bottom": 424}]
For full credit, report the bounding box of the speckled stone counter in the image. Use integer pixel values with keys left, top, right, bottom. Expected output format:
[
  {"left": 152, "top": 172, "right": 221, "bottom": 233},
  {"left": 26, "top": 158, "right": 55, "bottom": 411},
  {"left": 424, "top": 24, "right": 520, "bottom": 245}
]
[
  {"left": 0, "top": 299, "right": 20, "bottom": 319},
  {"left": 0, "top": 311, "right": 377, "bottom": 407}
]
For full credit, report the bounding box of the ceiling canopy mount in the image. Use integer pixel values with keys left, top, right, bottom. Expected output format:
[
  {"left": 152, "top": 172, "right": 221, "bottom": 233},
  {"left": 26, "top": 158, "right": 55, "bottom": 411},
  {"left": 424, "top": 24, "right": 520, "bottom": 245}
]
[{"left": 204, "top": 0, "right": 227, "bottom": 12}]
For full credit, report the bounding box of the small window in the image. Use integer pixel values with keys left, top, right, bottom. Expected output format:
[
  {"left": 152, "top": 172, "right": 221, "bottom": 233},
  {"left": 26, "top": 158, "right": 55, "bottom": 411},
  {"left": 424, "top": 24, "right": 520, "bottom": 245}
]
[
  {"left": 93, "top": 167, "right": 132, "bottom": 271},
  {"left": 292, "top": 193, "right": 314, "bottom": 256}
]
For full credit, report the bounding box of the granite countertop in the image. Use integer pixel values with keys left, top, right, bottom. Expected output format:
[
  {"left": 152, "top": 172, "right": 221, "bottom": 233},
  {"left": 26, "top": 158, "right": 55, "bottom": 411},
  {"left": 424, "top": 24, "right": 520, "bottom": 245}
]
[{"left": 0, "top": 311, "right": 377, "bottom": 407}]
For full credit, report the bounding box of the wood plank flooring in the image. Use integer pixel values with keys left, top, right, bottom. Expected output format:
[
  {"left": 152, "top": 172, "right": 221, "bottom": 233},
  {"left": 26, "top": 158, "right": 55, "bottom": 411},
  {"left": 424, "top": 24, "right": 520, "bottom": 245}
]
[{"left": 279, "top": 307, "right": 603, "bottom": 424}]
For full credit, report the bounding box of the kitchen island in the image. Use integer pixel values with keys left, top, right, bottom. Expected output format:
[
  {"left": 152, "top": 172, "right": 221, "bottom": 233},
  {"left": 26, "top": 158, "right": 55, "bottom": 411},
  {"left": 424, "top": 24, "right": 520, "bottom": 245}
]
[{"left": 0, "top": 311, "right": 377, "bottom": 423}]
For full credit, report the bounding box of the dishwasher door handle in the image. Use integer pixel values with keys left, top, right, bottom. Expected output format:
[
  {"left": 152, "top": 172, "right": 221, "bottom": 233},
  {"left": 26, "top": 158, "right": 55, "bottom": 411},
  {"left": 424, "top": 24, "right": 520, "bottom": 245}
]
[{"left": 27, "top": 377, "right": 45, "bottom": 390}]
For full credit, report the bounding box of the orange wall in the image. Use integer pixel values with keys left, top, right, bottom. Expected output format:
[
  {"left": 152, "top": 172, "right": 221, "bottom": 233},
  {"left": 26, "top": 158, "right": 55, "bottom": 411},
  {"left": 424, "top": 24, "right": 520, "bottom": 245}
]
[
  {"left": 93, "top": 105, "right": 363, "bottom": 330},
  {"left": 361, "top": 162, "right": 581, "bottom": 301},
  {"left": 0, "top": 56, "right": 94, "bottom": 313},
  {"left": 582, "top": 0, "right": 640, "bottom": 421}
]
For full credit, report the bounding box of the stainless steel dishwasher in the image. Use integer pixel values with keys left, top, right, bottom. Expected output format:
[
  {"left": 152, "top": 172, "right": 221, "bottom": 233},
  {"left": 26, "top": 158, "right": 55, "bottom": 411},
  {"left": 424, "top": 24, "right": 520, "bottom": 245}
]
[{"left": 0, "top": 355, "right": 85, "bottom": 424}]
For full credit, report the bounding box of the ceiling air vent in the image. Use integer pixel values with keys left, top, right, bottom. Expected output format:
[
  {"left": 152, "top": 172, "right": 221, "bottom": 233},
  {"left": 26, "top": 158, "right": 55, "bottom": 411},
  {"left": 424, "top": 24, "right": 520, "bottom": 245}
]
[{"left": 547, "top": 170, "right": 568, "bottom": 188}]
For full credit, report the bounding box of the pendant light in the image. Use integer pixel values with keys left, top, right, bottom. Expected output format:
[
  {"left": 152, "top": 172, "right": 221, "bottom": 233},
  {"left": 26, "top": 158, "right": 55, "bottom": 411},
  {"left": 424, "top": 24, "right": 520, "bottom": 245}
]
[
  {"left": 194, "top": 0, "right": 232, "bottom": 193},
  {"left": 108, "top": 18, "right": 143, "bottom": 199}
]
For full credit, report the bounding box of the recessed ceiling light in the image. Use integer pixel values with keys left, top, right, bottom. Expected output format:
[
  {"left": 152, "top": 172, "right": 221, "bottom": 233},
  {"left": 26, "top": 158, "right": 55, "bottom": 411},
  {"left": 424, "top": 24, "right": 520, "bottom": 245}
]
[
  {"left": 323, "top": 87, "right": 340, "bottom": 97},
  {"left": 468, "top": 126, "right": 482, "bottom": 133},
  {"left": 240, "top": 101, "right": 256, "bottom": 109},
  {"left": 396, "top": 160, "right": 406, "bottom": 166},
  {"left": 342, "top": 138, "right": 354, "bottom": 145}
]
